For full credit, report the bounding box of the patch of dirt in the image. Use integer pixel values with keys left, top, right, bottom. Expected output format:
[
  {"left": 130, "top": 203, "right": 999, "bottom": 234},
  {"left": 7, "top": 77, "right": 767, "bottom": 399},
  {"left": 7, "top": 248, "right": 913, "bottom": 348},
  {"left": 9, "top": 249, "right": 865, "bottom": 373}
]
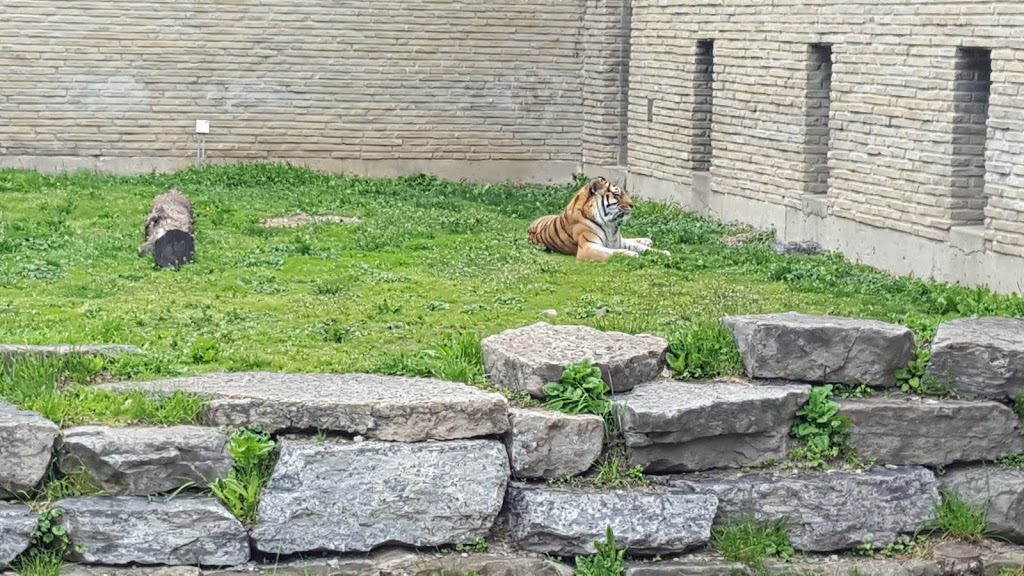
[{"left": 259, "top": 212, "right": 362, "bottom": 228}]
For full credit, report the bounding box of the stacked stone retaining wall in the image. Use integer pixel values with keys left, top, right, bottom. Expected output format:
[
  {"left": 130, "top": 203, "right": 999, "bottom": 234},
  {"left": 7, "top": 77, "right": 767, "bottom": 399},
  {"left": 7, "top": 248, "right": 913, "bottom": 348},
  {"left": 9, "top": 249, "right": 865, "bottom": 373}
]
[{"left": 1, "top": 314, "right": 1024, "bottom": 575}]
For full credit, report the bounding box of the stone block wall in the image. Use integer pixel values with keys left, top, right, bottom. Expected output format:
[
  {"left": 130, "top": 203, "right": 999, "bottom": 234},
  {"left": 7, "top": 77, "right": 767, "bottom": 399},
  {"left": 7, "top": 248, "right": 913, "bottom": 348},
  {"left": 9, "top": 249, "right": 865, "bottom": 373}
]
[
  {"left": 627, "top": 1, "right": 1024, "bottom": 293},
  {"left": 2, "top": 316, "right": 1024, "bottom": 574},
  {"left": 0, "top": 0, "right": 628, "bottom": 183}
]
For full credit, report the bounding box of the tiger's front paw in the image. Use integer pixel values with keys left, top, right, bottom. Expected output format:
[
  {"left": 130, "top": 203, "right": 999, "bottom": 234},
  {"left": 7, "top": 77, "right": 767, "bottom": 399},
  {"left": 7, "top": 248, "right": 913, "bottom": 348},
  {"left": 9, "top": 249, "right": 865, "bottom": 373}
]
[{"left": 634, "top": 238, "right": 654, "bottom": 247}]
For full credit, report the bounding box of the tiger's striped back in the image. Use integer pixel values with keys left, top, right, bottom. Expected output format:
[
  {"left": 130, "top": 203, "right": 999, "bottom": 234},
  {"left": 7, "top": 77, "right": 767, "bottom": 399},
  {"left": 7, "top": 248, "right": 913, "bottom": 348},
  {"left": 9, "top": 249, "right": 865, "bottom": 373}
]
[{"left": 527, "top": 213, "right": 578, "bottom": 255}]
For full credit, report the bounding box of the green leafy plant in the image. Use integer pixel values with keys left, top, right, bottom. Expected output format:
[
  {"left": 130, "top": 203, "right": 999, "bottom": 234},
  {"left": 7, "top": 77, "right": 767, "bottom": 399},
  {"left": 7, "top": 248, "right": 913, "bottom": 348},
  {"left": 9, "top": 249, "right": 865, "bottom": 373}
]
[
  {"left": 665, "top": 319, "right": 742, "bottom": 380},
  {"left": 12, "top": 507, "right": 85, "bottom": 576},
  {"left": 712, "top": 517, "right": 795, "bottom": 573},
  {"left": 543, "top": 359, "right": 613, "bottom": 424},
  {"left": 574, "top": 526, "right": 626, "bottom": 576},
  {"left": 189, "top": 336, "right": 220, "bottom": 364},
  {"left": 1013, "top": 391, "right": 1024, "bottom": 424},
  {"left": 856, "top": 533, "right": 929, "bottom": 558},
  {"left": 209, "top": 426, "right": 277, "bottom": 525},
  {"left": 895, "top": 346, "right": 950, "bottom": 397},
  {"left": 833, "top": 381, "right": 874, "bottom": 399},
  {"left": 932, "top": 489, "right": 987, "bottom": 541},
  {"left": 788, "top": 385, "right": 857, "bottom": 469}
]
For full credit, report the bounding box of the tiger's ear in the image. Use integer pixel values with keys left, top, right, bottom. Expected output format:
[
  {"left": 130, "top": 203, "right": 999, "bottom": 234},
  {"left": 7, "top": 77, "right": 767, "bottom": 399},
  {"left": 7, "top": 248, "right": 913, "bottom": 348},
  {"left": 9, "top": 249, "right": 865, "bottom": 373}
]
[{"left": 588, "top": 177, "right": 607, "bottom": 195}]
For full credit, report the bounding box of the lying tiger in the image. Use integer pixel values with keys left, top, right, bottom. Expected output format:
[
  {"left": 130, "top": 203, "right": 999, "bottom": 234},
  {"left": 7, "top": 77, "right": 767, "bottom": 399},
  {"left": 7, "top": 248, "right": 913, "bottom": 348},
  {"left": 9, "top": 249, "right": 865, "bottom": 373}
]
[{"left": 527, "top": 177, "right": 670, "bottom": 261}]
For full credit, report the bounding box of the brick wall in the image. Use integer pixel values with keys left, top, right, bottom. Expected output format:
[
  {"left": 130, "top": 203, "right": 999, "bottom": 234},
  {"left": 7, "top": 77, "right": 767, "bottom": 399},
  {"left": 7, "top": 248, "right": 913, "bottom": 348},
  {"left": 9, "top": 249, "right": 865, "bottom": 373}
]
[
  {"left": 0, "top": 0, "right": 622, "bottom": 172},
  {"left": 629, "top": 1, "right": 1024, "bottom": 260}
]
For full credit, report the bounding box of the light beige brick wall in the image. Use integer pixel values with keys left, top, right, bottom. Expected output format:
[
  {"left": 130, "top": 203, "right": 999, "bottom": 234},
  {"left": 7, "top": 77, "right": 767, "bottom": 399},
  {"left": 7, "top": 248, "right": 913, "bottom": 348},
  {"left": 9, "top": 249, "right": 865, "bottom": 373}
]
[
  {"left": 629, "top": 1, "right": 1024, "bottom": 259},
  {"left": 0, "top": 0, "right": 629, "bottom": 171}
]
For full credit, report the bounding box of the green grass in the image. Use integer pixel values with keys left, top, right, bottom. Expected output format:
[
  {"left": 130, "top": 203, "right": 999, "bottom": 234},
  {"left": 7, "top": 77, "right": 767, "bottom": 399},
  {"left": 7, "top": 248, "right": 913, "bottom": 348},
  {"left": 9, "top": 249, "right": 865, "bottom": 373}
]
[
  {"left": 932, "top": 489, "right": 988, "bottom": 541},
  {"left": 0, "top": 354, "right": 207, "bottom": 427},
  {"left": 2, "top": 162, "right": 1024, "bottom": 383},
  {"left": 711, "top": 517, "right": 795, "bottom": 573}
]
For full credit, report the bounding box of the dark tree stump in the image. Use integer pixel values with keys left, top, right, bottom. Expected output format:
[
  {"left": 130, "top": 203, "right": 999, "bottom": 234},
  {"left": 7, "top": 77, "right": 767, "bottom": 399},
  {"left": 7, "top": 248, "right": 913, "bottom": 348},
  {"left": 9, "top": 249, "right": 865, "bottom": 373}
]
[{"left": 137, "top": 188, "right": 195, "bottom": 269}]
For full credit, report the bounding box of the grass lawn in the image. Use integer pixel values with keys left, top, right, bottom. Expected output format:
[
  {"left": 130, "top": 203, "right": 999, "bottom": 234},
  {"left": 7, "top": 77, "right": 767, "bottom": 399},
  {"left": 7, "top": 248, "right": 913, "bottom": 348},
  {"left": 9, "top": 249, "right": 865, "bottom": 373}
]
[{"left": 1, "top": 162, "right": 1023, "bottom": 386}]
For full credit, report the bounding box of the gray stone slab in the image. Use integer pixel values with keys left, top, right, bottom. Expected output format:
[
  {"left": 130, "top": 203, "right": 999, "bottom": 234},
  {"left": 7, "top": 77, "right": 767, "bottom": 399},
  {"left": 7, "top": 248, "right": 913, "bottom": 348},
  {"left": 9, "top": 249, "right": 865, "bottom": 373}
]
[
  {"left": 57, "top": 496, "right": 249, "bottom": 566},
  {"left": 1, "top": 344, "right": 140, "bottom": 370},
  {"left": 927, "top": 317, "right": 1024, "bottom": 401},
  {"left": 722, "top": 312, "right": 915, "bottom": 387},
  {"left": 942, "top": 465, "right": 1024, "bottom": 544},
  {"left": 58, "top": 425, "right": 233, "bottom": 496},
  {"left": 251, "top": 438, "right": 510, "bottom": 555},
  {"left": 661, "top": 466, "right": 940, "bottom": 552},
  {"left": 506, "top": 407, "right": 604, "bottom": 479},
  {"left": 616, "top": 379, "right": 810, "bottom": 473},
  {"left": 99, "top": 371, "right": 509, "bottom": 441},
  {"left": 0, "top": 401, "right": 59, "bottom": 498},
  {"left": 839, "top": 396, "right": 1024, "bottom": 467},
  {"left": 0, "top": 502, "right": 36, "bottom": 570},
  {"left": 481, "top": 322, "right": 668, "bottom": 396},
  {"left": 503, "top": 482, "right": 718, "bottom": 556}
]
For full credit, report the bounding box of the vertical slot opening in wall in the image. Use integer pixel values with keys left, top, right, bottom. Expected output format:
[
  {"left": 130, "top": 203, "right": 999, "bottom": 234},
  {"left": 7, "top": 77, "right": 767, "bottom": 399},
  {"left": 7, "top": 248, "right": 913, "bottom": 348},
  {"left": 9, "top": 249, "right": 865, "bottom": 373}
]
[
  {"left": 952, "top": 46, "right": 992, "bottom": 226},
  {"left": 805, "top": 43, "right": 833, "bottom": 195},
  {"left": 692, "top": 39, "right": 714, "bottom": 172}
]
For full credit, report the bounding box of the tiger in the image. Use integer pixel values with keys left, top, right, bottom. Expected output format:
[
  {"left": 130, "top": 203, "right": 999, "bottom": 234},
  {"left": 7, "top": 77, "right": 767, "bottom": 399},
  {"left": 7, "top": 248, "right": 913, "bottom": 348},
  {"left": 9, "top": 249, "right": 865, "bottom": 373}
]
[{"left": 527, "top": 177, "right": 670, "bottom": 261}]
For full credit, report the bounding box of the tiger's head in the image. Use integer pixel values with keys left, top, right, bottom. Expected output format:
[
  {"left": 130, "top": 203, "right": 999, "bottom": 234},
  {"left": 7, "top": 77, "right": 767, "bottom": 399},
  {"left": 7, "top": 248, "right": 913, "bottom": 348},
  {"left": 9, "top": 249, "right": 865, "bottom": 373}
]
[{"left": 584, "top": 177, "right": 634, "bottom": 224}]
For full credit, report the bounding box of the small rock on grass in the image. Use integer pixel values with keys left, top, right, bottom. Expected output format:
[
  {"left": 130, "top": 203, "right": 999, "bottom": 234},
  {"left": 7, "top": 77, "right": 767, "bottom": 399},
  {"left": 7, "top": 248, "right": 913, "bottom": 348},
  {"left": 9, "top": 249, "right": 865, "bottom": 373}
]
[{"left": 0, "top": 401, "right": 60, "bottom": 498}]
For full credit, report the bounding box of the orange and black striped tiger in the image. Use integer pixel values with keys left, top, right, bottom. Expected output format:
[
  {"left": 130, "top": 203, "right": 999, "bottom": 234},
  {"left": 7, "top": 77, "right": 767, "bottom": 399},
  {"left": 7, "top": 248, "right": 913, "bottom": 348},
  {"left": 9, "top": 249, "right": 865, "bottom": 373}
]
[{"left": 527, "top": 177, "right": 670, "bottom": 261}]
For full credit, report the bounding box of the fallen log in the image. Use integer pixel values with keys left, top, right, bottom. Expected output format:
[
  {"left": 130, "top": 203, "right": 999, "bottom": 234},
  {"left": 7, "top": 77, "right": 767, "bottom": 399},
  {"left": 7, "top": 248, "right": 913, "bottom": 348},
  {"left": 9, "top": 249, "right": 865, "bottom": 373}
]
[{"left": 137, "top": 188, "right": 195, "bottom": 268}]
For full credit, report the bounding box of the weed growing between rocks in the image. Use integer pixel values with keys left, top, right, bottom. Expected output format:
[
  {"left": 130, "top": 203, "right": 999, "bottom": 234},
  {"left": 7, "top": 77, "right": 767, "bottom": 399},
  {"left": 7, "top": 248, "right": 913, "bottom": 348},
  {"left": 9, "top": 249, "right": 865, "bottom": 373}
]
[
  {"left": 665, "top": 318, "right": 742, "bottom": 380},
  {"left": 855, "top": 533, "right": 930, "bottom": 558},
  {"left": 932, "top": 489, "right": 988, "bottom": 541},
  {"left": 788, "top": 385, "right": 860, "bottom": 469},
  {"left": 542, "top": 360, "right": 649, "bottom": 489},
  {"left": 12, "top": 507, "right": 84, "bottom": 576},
  {"left": 209, "top": 425, "right": 277, "bottom": 526},
  {"left": 711, "top": 517, "right": 795, "bottom": 573},
  {"left": 542, "top": 359, "right": 614, "bottom": 430},
  {"left": 1013, "top": 392, "right": 1024, "bottom": 425},
  {"left": 0, "top": 355, "right": 207, "bottom": 427},
  {"left": 574, "top": 526, "right": 626, "bottom": 576}
]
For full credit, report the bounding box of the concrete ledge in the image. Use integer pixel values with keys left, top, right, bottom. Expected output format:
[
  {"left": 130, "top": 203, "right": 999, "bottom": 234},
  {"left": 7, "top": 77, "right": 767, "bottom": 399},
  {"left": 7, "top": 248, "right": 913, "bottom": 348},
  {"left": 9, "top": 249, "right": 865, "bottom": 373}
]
[
  {"left": 0, "top": 155, "right": 579, "bottom": 185},
  {"left": 628, "top": 171, "right": 1024, "bottom": 295}
]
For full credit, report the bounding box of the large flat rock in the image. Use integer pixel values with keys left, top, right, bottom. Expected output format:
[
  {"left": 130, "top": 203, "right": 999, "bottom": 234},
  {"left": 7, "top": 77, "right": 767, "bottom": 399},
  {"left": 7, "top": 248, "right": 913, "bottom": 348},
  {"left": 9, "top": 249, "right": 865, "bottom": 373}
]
[
  {"left": 616, "top": 380, "right": 810, "bottom": 473},
  {"left": 251, "top": 438, "right": 510, "bottom": 555},
  {"left": 839, "top": 396, "right": 1024, "bottom": 467},
  {"left": 100, "top": 371, "right": 509, "bottom": 441},
  {"left": 722, "top": 313, "right": 915, "bottom": 387},
  {"left": 58, "top": 425, "right": 233, "bottom": 496},
  {"left": 0, "top": 502, "right": 36, "bottom": 570},
  {"left": 660, "top": 466, "right": 940, "bottom": 552},
  {"left": 481, "top": 322, "right": 668, "bottom": 396},
  {"left": 506, "top": 407, "right": 604, "bottom": 479},
  {"left": 57, "top": 496, "right": 249, "bottom": 566},
  {"left": 0, "top": 401, "right": 60, "bottom": 498},
  {"left": 927, "top": 317, "right": 1024, "bottom": 401},
  {"left": 942, "top": 465, "right": 1024, "bottom": 544},
  {"left": 503, "top": 483, "right": 718, "bottom": 556}
]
